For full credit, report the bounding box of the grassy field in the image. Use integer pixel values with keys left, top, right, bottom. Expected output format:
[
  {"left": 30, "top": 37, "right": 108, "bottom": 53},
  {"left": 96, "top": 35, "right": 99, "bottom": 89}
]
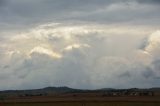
[
  {"left": 1, "top": 101, "right": 160, "bottom": 106},
  {"left": 1, "top": 95, "right": 160, "bottom": 106}
]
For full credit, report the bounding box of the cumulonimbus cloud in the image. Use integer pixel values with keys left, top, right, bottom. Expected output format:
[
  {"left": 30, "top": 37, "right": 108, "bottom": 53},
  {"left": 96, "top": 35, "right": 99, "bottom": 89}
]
[{"left": 0, "top": 23, "right": 160, "bottom": 90}]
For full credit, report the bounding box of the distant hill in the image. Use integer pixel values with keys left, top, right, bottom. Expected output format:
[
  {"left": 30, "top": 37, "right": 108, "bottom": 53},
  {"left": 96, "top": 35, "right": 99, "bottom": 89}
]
[
  {"left": 0, "top": 87, "right": 160, "bottom": 97},
  {"left": 0, "top": 86, "right": 80, "bottom": 97}
]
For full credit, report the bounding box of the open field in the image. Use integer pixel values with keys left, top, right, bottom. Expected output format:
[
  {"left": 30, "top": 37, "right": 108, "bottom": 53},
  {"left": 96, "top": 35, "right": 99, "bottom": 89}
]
[
  {"left": 1, "top": 102, "right": 160, "bottom": 106},
  {"left": 1, "top": 101, "right": 160, "bottom": 106},
  {"left": 0, "top": 96, "right": 160, "bottom": 106},
  {"left": 0, "top": 87, "right": 160, "bottom": 106}
]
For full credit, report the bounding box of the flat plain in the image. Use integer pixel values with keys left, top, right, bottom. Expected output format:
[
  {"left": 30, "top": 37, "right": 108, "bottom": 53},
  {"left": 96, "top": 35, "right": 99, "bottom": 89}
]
[{"left": 1, "top": 96, "right": 160, "bottom": 106}]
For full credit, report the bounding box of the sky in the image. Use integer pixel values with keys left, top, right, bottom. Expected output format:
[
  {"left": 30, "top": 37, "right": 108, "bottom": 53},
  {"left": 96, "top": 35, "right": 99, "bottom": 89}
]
[{"left": 0, "top": 0, "right": 160, "bottom": 90}]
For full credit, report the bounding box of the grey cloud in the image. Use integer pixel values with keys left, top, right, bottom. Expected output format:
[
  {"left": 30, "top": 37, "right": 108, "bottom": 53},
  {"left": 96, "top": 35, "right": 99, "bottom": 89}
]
[
  {"left": 0, "top": 22, "right": 160, "bottom": 89},
  {"left": 118, "top": 71, "right": 131, "bottom": 78},
  {"left": 137, "top": 30, "right": 160, "bottom": 85},
  {"left": 138, "top": 37, "right": 149, "bottom": 50},
  {"left": 137, "top": 0, "right": 160, "bottom": 4},
  {"left": 142, "top": 67, "right": 154, "bottom": 79},
  {"left": 0, "top": 0, "right": 6, "bottom": 7},
  {"left": 0, "top": 0, "right": 160, "bottom": 30},
  {"left": 0, "top": 0, "right": 160, "bottom": 90},
  {"left": 152, "top": 60, "right": 160, "bottom": 77}
]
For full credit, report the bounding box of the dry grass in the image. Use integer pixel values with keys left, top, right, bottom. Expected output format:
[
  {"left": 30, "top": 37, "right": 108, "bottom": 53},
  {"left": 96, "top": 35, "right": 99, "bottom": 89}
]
[
  {"left": 1, "top": 95, "right": 160, "bottom": 106},
  {"left": 1, "top": 101, "right": 160, "bottom": 106}
]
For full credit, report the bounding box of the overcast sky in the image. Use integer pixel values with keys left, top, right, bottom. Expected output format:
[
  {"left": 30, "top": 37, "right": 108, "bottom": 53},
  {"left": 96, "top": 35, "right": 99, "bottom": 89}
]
[{"left": 0, "top": 0, "right": 160, "bottom": 90}]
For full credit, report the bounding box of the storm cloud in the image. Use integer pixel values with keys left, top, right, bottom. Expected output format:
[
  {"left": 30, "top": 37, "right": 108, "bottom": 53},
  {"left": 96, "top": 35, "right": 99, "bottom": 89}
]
[
  {"left": 0, "top": 0, "right": 160, "bottom": 30},
  {"left": 0, "top": 0, "right": 160, "bottom": 90}
]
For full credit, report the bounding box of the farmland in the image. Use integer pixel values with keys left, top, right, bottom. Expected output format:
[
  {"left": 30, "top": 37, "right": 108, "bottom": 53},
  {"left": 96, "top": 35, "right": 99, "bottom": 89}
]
[
  {"left": 1, "top": 96, "right": 160, "bottom": 106},
  {"left": 0, "top": 87, "right": 160, "bottom": 106},
  {"left": 1, "top": 101, "right": 160, "bottom": 106}
]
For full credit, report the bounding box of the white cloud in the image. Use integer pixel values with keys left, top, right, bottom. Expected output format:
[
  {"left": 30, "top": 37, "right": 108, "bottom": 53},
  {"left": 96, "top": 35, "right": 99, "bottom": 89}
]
[
  {"left": 0, "top": 0, "right": 160, "bottom": 90},
  {"left": 0, "top": 23, "right": 159, "bottom": 90},
  {"left": 144, "top": 31, "right": 160, "bottom": 59},
  {"left": 30, "top": 46, "right": 62, "bottom": 58}
]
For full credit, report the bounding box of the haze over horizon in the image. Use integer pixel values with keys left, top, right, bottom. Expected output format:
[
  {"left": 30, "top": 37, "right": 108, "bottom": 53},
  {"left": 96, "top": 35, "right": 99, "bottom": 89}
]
[{"left": 0, "top": 0, "right": 160, "bottom": 90}]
